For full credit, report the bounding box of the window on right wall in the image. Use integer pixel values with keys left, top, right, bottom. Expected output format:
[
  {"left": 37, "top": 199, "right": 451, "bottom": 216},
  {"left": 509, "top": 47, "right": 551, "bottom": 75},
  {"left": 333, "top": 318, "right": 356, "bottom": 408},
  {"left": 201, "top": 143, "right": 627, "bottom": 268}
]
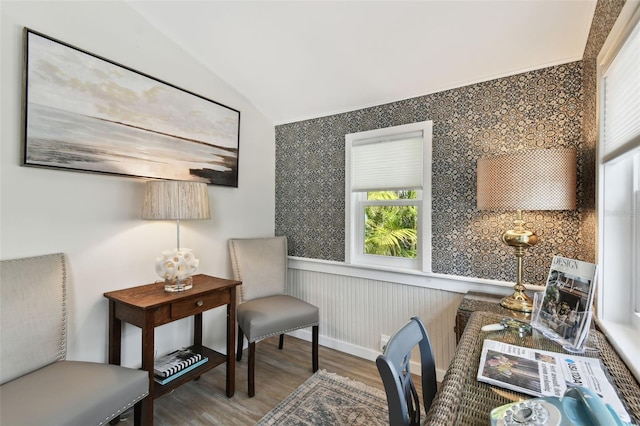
[{"left": 597, "top": 0, "right": 640, "bottom": 380}]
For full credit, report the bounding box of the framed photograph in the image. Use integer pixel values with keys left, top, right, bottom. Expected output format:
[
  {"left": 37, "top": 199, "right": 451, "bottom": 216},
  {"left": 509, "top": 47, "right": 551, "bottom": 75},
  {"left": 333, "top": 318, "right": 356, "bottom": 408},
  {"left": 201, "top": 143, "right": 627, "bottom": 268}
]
[{"left": 22, "top": 28, "right": 240, "bottom": 187}]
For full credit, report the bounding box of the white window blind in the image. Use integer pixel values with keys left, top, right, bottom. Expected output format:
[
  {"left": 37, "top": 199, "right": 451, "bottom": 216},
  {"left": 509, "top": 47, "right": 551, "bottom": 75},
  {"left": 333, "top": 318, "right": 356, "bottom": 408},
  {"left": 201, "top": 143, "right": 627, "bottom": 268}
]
[
  {"left": 602, "top": 18, "right": 640, "bottom": 162},
  {"left": 351, "top": 134, "right": 423, "bottom": 192},
  {"left": 596, "top": 0, "right": 640, "bottom": 383}
]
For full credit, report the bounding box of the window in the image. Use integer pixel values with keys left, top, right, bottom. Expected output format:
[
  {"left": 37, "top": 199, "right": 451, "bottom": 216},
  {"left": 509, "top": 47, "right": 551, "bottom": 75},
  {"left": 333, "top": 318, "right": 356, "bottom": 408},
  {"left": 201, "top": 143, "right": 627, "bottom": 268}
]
[
  {"left": 345, "top": 121, "right": 432, "bottom": 271},
  {"left": 597, "top": 1, "right": 640, "bottom": 380}
]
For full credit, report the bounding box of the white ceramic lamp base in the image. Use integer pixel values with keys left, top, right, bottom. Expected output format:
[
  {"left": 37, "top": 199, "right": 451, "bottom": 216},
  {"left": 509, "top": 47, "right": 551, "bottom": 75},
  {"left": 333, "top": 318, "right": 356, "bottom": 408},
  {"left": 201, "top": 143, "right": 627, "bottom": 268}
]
[{"left": 155, "top": 248, "right": 199, "bottom": 292}]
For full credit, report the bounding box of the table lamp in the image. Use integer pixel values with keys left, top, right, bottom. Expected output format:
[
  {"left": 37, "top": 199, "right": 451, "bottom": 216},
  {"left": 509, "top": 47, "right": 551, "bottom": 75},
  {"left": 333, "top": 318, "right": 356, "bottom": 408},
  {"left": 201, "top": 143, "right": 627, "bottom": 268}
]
[
  {"left": 143, "top": 180, "right": 211, "bottom": 292},
  {"left": 476, "top": 148, "right": 576, "bottom": 312}
]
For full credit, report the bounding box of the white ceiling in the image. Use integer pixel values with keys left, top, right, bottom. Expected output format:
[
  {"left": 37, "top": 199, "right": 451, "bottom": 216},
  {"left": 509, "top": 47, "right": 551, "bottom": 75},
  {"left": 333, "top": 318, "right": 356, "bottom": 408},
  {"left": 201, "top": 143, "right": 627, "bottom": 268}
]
[{"left": 127, "top": 1, "right": 597, "bottom": 125}]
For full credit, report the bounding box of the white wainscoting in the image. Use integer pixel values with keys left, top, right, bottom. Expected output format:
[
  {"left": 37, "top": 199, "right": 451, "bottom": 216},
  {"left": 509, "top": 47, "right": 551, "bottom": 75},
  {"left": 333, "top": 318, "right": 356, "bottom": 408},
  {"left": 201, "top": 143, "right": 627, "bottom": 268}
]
[
  {"left": 286, "top": 266, "right": 465, "bottom": 382},
  {"left": 284, "top": 257, "right": 532, "bottom": 381}
]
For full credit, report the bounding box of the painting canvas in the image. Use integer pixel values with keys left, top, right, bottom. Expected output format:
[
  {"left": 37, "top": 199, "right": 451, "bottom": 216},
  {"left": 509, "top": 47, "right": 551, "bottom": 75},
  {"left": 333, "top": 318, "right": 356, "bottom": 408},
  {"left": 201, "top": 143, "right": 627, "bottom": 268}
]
[{"left": 22, "top": 28, "right": 240, "bottom": 187}]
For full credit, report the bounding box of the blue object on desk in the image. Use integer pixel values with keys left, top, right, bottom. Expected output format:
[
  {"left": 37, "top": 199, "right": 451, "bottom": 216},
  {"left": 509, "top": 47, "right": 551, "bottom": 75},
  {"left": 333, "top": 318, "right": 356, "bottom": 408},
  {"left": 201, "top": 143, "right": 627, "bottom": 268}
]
[{"left": 490, "top": 386, "right": 631, "bottom": 425}]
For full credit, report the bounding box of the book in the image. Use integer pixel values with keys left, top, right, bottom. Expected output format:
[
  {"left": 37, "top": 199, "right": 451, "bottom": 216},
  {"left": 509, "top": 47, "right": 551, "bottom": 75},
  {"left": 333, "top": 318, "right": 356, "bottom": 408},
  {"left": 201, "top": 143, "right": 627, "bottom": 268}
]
[
  {"left": 477, "top": 339, "right": 631, "bottom": 423},
  {"left": 154, "top": 348, "right": 203, "bottom": 379},
  {"left": 530, "top": 255, "right": 598, "bottom": 350},
  {"left": 154, "top": 357, "right": 208, "bottom": 385}
]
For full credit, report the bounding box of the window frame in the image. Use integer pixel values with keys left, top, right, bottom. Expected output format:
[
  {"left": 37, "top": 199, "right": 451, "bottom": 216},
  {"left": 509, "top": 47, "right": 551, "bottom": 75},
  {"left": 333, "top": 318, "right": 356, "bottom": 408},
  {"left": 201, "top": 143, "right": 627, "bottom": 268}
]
[
  {"left": 345, "top": 121, "right": 432, "bottom": 272},
  {"left": 596, "top": 0, "right": 640, "bottom": 381}
]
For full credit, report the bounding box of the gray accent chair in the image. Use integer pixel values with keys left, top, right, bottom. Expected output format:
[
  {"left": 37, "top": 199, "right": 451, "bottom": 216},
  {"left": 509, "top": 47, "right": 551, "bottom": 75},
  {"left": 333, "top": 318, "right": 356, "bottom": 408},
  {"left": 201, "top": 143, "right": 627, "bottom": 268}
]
[
  {"left": 228, "top": 236, "right": 319, "bottom": 397},
  {"left": 0, "top": 253, "right": 149, "bottom": 426},
  {"left": 376, "top": 317, "right": 437, "bottom": 426}
]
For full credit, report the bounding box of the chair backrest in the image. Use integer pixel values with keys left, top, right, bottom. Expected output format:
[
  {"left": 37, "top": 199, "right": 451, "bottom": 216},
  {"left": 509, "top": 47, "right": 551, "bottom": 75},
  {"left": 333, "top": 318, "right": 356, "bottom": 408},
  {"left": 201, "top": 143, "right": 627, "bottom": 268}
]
[
  {"left": 228, "top": 236, "right": 288, "bottom": 303},
  {"left": 376, "top": 317, "right": 437, "bottom": 426},
  {"left": 0, "top": 253, "right": 67, "bottom": 384}
]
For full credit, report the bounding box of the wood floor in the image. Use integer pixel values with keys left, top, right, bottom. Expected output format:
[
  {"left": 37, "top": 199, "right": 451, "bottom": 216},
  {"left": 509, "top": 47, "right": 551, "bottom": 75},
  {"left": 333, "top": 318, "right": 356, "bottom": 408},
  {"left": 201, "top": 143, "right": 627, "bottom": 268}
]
[{"left": 122, "top": 335, "right": 422, "bottom": 425}]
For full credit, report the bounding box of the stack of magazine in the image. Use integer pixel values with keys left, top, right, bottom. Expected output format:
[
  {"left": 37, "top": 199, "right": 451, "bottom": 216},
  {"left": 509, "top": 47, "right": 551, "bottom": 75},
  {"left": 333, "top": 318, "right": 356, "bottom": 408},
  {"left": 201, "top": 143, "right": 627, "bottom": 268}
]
[
  {"left": 154, "top": 348, "right": 207, "bottom": 385},
  {"left": 531, "top": 255, "right": 598, "bottom": 352}
]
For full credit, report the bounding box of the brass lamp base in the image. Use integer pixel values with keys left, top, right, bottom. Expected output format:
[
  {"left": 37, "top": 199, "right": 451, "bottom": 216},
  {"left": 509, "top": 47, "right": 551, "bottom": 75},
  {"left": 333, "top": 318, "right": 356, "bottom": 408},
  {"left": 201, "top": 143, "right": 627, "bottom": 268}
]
[
  {"left": 500, "top": 287, "right": 534, "bottom": 313},
  {"left": 500, "top": 210, "right": 538, "bottom": 314}
]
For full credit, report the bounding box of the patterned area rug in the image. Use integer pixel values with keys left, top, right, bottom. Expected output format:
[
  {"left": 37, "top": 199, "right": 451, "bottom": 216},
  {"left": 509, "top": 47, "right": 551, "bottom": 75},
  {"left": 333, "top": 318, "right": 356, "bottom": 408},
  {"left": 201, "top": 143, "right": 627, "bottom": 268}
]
[{"left": 257, "top": 370, "right": 389, "bottom": 425}]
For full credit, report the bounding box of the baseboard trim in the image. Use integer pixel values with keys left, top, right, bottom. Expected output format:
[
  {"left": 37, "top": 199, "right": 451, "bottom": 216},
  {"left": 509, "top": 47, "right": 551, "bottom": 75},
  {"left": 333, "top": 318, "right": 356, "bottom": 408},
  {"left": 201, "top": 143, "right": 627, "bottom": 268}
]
[{"left": 287, "top": 328, "right": 447, "bottom": 383}]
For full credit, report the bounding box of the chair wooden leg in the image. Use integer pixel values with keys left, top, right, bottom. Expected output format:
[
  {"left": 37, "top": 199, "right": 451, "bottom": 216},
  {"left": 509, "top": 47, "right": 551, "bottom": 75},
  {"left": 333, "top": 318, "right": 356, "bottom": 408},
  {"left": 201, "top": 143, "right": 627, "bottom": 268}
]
[
  {"left": 312, "top": 325, "right": 319, "bottom": 372},
  {"left": 237, "top": 328, "right": 244, "bottom": 362},
  {"left": 248, "top": 341, "right": 256, "bottom": 397},
  {"left": 279, "top": 333, "right": 284, "bottom": 349},
  {"left": 133, "top": 399, "right": 142, "bottom": 426}
]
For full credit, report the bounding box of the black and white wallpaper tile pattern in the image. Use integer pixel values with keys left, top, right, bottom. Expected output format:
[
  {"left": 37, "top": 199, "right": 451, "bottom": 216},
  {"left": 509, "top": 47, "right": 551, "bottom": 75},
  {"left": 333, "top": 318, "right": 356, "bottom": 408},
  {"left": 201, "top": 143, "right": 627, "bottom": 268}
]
[
  {"left": 578, "top": 0, "right": 626, "bottom": 267},
  {"left": 276, "top": 63, "right": 584, "bottom": 285},
  {"left": 275, "top": 0, "right": 623, "bottom": 285}
]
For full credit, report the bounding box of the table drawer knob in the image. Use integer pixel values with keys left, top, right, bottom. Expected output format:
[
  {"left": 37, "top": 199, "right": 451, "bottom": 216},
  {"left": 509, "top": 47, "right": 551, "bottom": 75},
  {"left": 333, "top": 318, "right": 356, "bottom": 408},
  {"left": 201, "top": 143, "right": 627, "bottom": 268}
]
[{"left": 196, "top": 300, "right": 204, "bottom": 307}]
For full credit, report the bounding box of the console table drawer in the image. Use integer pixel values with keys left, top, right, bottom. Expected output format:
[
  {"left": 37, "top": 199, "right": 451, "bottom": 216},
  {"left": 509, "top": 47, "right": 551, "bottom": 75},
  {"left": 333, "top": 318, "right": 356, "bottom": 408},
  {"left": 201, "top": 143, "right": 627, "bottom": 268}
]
[{"left": 171, "top": 291, "right": 231, "bottom": 319}]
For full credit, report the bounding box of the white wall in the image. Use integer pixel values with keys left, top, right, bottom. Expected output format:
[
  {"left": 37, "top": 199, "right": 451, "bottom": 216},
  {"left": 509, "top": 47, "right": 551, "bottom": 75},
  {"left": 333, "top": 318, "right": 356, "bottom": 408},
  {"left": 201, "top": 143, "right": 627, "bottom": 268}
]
[{"left": 0, "top": 1, "right": 275, "bottom": 367}]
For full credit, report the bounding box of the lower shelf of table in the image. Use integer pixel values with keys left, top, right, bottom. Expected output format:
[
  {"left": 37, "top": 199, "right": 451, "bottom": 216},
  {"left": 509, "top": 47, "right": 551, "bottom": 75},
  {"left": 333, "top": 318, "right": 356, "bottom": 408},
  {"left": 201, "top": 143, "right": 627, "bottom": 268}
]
[{"left": 152, "top": 345, "right": 227, "bottom": 398}]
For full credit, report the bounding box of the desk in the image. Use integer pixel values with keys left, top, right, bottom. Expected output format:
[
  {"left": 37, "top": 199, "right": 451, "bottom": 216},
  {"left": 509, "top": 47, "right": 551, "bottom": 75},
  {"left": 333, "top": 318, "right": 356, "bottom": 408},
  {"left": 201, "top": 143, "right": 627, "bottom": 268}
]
[
  {"left": 104, "top": 274, "right": 241, "bottom": 426},
  {"left": 425, "top": 312, "right": 640, "bottom": 425},
  {"left": 455, "top": 292, "right": 530, "bottom": 343}
]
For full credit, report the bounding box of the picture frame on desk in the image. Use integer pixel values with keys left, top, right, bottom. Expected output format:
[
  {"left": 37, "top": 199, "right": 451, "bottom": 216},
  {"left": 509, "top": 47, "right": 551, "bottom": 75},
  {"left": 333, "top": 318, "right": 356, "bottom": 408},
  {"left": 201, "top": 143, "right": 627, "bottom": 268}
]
[
  {"left": 22, "top": 28, "right": 240, "bottom": 187},
  {"left": 530, "top": 255, "right": 597, "bottom": 351}
]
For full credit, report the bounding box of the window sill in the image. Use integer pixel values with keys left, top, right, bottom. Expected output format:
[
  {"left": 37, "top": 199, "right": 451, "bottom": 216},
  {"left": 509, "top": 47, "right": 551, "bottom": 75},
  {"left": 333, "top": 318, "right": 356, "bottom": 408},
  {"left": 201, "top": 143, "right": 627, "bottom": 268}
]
[
  {"left": 595, "top": 318, "right": 640, "bottom": 383},
  {"left": 288, "top": 256, "right": 545, "bottom": 296}
]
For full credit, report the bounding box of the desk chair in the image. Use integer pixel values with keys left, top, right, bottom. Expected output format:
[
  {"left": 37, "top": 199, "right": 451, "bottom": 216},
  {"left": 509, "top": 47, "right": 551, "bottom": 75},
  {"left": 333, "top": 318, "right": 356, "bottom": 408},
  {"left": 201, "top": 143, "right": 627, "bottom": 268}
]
[
  {"left": 228, "top": 236, "right": 319, "bottom": 397},
  {"left": 376, "top": 317, "right": 437, "bottom": 426}
]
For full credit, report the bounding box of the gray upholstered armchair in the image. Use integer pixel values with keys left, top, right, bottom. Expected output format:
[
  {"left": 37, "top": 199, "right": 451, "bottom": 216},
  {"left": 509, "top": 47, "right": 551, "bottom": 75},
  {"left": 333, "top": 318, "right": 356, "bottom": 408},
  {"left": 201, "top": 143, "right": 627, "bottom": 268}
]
[
  {"left": 228, "top": 236, "right": 319, "bottom": 397},
  {"left": 0, "top": 253, "right": 149, "bottom": 426}
]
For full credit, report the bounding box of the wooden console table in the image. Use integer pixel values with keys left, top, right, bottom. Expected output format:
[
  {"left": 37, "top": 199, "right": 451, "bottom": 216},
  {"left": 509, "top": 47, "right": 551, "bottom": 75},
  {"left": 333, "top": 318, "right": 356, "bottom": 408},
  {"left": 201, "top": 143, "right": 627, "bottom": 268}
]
[{"left": 104, "top": 274, "right": 241, "bottom": 426}]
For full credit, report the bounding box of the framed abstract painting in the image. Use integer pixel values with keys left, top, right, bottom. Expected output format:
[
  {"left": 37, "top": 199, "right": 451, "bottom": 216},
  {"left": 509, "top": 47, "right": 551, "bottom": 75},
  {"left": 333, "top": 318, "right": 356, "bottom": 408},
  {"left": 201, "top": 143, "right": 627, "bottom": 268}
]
[{"left": 22, "top": 28, "right": 240, "bottom": 187}]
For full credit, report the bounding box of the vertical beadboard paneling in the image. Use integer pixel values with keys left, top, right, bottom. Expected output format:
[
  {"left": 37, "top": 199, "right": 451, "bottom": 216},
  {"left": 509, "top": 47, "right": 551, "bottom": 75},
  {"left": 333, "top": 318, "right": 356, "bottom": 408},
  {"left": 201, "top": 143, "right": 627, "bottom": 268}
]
[{"left": 288, "top": 269, "right": 463, "bottom": 373}]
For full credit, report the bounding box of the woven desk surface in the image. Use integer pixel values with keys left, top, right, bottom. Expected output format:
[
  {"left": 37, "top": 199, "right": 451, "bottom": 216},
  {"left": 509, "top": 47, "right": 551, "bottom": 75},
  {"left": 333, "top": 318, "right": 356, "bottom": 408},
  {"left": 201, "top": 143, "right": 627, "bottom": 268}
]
[{"left": 424, "top": 311, "right": 640, "bottom": 425}]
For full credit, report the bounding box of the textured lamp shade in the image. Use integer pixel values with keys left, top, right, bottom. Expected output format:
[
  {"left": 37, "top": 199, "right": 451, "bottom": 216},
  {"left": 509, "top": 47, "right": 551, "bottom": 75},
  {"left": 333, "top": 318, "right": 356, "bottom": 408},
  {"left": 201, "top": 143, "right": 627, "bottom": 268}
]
[
  {"left": 477, "top": 148, "right": 577, "bottom": 211},
  {"left": 143, "top": 181, "right": 211, "bottom": 220}
]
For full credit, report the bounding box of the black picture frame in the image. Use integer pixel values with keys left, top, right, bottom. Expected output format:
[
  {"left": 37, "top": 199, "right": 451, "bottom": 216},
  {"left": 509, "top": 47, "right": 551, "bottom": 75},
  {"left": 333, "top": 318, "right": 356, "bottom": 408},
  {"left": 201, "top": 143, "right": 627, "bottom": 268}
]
[{"left": 22, "top": 28, "right": 240, "bottom": 187}]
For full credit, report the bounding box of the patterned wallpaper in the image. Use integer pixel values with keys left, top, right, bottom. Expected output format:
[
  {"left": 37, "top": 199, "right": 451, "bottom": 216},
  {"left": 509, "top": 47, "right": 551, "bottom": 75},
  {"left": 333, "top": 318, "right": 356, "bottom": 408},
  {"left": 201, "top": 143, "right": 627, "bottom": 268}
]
[
  {"left": 275, "top": 0, "right": 624, "bottom": 286},
  {"left": 579, "top": 0, "right": 626, "bottom": 261}
]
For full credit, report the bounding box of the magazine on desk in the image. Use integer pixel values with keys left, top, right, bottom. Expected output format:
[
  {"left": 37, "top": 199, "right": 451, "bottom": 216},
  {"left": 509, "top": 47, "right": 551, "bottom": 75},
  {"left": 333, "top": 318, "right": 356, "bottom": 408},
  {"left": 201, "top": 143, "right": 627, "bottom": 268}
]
[
  {"left": 531, "top": 255, "right": 598, "bottom": 350},
  {"left": 477, "top": 339, "right": 631, "bottom": 423}
]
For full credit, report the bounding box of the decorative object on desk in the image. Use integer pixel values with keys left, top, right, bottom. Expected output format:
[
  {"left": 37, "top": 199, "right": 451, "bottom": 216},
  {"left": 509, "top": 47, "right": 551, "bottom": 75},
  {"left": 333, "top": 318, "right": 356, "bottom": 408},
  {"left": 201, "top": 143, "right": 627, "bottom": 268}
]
[
  {"left": 477, "top": 339, "right": 631, "bottom": 423},
  {"left": 257, "top": 370, "right": 389, "bottom": 426},
  {"left": 531, "top": 255, "right": 597, "bottom": 352},
  {"left": 143, "top": 180, "right": 211, "bottom": 291},
  {"left": 476, "top": 148, "right": 577, "bottom": 313},
  {"left": 22, "top": 29, "right": 240, "bottom": 187},
  {"left": 481, "top": 318, "right": 532, "bottom": 337}
]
